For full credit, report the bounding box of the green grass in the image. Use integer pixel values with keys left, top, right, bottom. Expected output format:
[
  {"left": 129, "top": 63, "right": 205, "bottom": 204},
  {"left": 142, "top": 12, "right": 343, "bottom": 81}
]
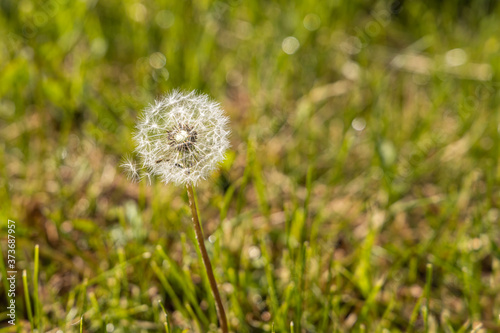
[{"left": 1, "top": 0, "right": 500, "bottom": 331}]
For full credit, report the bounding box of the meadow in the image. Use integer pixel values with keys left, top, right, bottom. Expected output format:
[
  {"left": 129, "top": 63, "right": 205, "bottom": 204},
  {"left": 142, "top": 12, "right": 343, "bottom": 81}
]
[{"left": 1, "top": 0, "right": 500, "bottom": 332}]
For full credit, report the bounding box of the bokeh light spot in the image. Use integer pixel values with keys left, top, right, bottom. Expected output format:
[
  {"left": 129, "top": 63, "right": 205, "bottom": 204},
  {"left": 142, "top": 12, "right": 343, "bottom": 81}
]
[
  {"left": 128, "top": 3, "right": 147, "bottom": 23},
  {"left": 352, "top": 117, "right": 366, "bottom": 131},
  {"left": 282, "top": 36, "right": 300, "bottom": 54},
  {"left": 156, "top": 10, "right": 174, "bottom": 29},
  {"left": 445, "top": 48, "right": 467, "bottom": 67},
  {"left": 149, "top": 52, "right": 166, "bottom": 69},
  {"left": 303, "top": 13, "right": 321, "bottom": 31}
]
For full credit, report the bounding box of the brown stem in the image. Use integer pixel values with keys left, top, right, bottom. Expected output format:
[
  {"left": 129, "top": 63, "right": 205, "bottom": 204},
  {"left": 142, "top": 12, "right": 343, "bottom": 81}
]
[{"left": 186, "top": 184, "right": 229, "bottom": 333}]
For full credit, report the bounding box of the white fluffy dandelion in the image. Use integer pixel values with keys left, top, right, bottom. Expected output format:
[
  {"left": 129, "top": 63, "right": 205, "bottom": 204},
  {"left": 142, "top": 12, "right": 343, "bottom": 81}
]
[
  {"left": 133, "top": 90, "right": 230, "bottom": 186},
  {"left": 122, "top": 89, "right": 231, "bottom": 332}
]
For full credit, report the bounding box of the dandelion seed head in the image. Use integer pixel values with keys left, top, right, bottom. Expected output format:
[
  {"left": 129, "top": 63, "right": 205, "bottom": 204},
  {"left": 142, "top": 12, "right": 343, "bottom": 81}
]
[{"left": 133, "top": 90, "right": 230, "bottom": 186}]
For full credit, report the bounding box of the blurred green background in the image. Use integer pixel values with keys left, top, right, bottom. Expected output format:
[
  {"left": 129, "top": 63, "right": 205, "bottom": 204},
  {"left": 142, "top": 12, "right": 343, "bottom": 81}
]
[{"left": 1, "top": 0, "right": 500, "bottom": 331}]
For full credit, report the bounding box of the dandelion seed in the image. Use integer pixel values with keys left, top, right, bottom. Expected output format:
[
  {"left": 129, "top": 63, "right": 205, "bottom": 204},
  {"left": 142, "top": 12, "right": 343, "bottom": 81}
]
[
  {"left": 120, "top": 157, "right": 139, "bottom": 182},
  {"left": 133, "top": 90, "right": 230, "bottom": 186},
  {"left": 142, "top": 171, "right": 153, "bottom": 185}
]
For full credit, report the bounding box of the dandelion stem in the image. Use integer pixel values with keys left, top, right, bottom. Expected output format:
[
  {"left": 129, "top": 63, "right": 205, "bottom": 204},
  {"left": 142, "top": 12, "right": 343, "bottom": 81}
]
[{"left": 186, "top": 184, "right": 228, "bottom": 333}]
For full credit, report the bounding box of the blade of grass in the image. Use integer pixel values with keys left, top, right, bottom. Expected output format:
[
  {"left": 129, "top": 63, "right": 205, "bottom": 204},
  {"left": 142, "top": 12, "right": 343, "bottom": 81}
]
[
  {"left": 150, "top": 260, "right": 191, "bottom": 321},
  {"left": 88, "top": 291, "right": 104, "bottom": 330},
  {"left": 22, "top": 270, "right": 34, "bottom": 330},
  {"left": 424, "top": 263, "right": 433, "bottom": 332},
  {"left": 155, "top": 245, "right": 210, "bottom": 327},
  {"left": 33, "top": 244, "right": 41, "bottom": 331},
  {"left": 78, "top": 279, "right": 88, "bottom": 321},
  {"left": 158, "top": 300, "right": 171, "bottom": 333},
  {"left": 260, "top": 236, "right": 282, "bottom": 331}
]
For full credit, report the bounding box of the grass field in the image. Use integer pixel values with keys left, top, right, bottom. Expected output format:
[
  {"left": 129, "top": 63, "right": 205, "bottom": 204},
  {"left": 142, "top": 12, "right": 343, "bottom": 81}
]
[{"left": 1, "top": 0, "right": 500, "bottom": 332}]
